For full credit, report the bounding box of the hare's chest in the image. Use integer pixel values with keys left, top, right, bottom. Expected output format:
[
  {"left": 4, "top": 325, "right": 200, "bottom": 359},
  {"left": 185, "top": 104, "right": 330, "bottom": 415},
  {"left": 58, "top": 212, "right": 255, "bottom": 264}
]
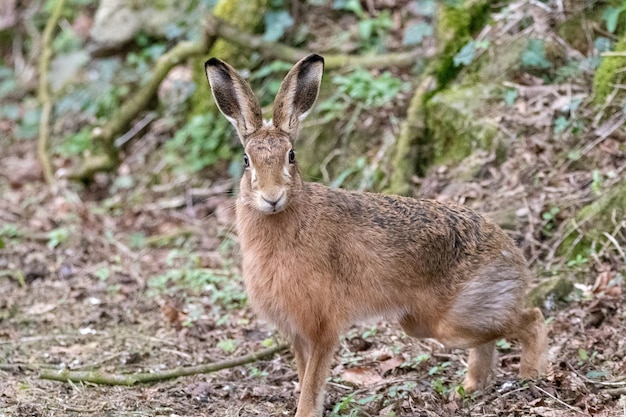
[{"left": 240, "top": 247, "right": 331, "bottom": 335}]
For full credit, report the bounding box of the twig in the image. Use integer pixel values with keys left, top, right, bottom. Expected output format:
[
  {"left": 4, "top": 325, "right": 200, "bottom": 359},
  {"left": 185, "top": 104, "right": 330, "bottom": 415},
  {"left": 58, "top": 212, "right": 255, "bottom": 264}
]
[
  {"left": 37, "top": 0, "right": 66, "bottom": 184},
  {"left": 604, "top": 386, "right": 626, "bottom": 397},
  {"left": 567, "top": 362, "right": 626, "bottom": 387},
  {"left": 40, "top": 343, "right": 289, "bottom": 385},
  {"left": 532, "top": 384, "right": 591, "bottom": 416},
  {"left": 602, "top": 231, "right": 626, "bottom": 264}
]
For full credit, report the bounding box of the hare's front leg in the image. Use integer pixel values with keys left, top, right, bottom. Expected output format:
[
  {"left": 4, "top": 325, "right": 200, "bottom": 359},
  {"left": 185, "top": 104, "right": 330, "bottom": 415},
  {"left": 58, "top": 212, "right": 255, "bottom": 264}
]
[
  {"left": 294, "top": 338, "right": 337, "bottom": 417},
  {"left": 292, "top": 335, "right": 309, "bottom": 385}
]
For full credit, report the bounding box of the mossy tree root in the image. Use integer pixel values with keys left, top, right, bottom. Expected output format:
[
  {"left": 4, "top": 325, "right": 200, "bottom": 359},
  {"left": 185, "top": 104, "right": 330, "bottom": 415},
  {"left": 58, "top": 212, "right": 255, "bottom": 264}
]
[{"left": 37, "top": 0, "right": 66, "bottom": 184}]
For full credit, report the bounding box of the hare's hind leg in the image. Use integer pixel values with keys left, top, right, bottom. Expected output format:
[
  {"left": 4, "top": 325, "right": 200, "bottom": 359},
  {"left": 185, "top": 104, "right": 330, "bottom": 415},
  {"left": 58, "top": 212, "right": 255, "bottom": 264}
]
[
  {"left": 514, "top": 307, "right": 548, "bottom": 379},
  {"left": 462, "top": 341, "right": 496, "bottom": 392}
]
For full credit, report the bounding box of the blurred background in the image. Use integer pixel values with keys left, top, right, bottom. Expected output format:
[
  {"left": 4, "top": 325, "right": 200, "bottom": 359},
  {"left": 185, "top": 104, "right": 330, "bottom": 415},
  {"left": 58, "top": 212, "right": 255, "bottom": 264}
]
[{"left": 0, "top": 0, "right": 625, "bottom": 416}]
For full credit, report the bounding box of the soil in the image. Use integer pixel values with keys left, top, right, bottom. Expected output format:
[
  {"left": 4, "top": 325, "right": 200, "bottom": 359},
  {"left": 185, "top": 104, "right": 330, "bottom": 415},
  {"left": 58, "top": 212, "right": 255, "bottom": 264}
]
[
  {"left": 1, "top": 1, "right": 626, "bottom": 416},
  {"left": 1, "top": 136, "right": 625, "bottom": 417}
]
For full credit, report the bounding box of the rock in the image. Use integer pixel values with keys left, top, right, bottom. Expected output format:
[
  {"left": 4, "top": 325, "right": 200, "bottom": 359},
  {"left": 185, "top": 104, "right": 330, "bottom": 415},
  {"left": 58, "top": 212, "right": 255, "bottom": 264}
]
[
  {"left": 425, "top": 84, "right": 502, "bottom": 166},
  {"left": 529, "top": 276, "right": 574, "bottom": 310},
  {"left": 89, "top": 0, "right": 197, "bottom": 54}
]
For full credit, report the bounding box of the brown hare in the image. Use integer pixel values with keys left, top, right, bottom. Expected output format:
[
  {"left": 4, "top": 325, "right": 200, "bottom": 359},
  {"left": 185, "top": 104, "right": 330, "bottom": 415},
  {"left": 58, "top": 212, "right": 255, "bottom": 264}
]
[{"left": 204, "top": 54, "right": 547, "bottom": 417}]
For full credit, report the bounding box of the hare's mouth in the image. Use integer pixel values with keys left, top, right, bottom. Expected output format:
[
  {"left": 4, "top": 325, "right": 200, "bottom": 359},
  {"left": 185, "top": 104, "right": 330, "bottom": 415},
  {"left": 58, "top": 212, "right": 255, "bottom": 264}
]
[{"left": 257, "top": 192, "right": 287, "bottom": 214}]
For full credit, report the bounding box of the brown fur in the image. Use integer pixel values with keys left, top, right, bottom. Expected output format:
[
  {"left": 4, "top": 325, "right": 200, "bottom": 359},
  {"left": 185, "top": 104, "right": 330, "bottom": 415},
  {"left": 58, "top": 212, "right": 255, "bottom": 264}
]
[{"left": 205, "top": 54, "right": 548, "bottom": 417}]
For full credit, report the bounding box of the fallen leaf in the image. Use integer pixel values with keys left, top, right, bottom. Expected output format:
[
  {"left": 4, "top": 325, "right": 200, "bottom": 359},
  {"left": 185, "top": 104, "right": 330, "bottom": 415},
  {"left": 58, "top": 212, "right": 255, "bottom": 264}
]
[
  {"left": 341, "top": 366, "right": 382, "bottom": 387},
  {"left": 26, "top": 302, "right": 56, "bottom": 315},
  {"left": 379, "top": 355, "right": 404, "bottom": 375}
]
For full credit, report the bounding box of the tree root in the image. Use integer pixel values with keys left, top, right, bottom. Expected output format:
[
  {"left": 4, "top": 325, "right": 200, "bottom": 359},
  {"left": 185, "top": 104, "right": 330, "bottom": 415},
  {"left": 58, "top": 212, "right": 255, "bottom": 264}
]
[
  {"left": 37, "top": 0, "right": 66, "bottom": 184},
  {"left": 204, "top": 14, "right": 420, "bottom": 70},
  {"left": 39, "top": 343, "right": 289, "bottom": 386},
  {"left": 386, "top": 73, "right": 436, "bottom": 195}
]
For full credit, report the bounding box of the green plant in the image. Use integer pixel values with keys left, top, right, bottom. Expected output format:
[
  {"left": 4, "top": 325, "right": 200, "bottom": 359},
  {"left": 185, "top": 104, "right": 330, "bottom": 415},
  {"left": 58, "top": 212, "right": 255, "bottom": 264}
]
[
  {"left": 386, "top": 381, "right": 417, "bottom": 405},
  {"left": 165, "top": 113, "right": 234, "bottom": 173},
  {"left": 263, "top": 0, "right": 294, "bottom": 42},
  {"left": 453, "top": 39, "right": 490, "bottom": 67},
  {"left": 567, "top": 253, "right": 589, "bottom": 268},
  {"left": 521, "top": 39, "right": 551, "bottom": 69},
  {"left": 602, "top": 1, "right": 626, "bottom": 33},
  {"left": 47, "top": 227, "right": 69, "bottom": 249},
  {"left": 402, "top": 22, "right": 433, "bottom": 46},
  {"left": 401, "top": 353, "right": 430, "bottom": 369},
  {"left": 330, "top": 391, "right": 382, "bottom": 417},
  {"left": 147, "top": 251, "right": 247, "bottom": 319},
  {"left": 247, "top": 365, "right": 269, "bottom": 378},
  {"left": 57, "top": 128, "right": 92, "bottom": 156},
  {"left": 217, "top": 338, "right": 237, "bottom": 354},
  {"left": 0, "top": 224, "right": 21, "bottom": 240},
  {"left": 496, "top": 339, "right": 511, "bottom": 350},
  {"left": 541, "top": 207, "right": 560, "bottom": 236},
  {"left": 332, "top": 0, "right": 392, "bottom": 49}
]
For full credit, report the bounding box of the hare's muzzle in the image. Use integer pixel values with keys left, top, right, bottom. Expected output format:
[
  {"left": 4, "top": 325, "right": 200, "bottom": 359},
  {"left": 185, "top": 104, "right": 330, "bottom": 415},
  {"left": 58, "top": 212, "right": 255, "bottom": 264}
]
[{"left": 258, "top": 191, "right": 287, "bottom": 214}]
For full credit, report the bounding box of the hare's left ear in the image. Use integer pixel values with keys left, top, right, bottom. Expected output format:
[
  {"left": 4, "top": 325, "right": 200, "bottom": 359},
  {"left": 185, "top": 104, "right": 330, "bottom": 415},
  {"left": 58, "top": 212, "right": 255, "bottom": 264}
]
[{"left": 272, "top": 54, "right": 324, "bottom": 139}]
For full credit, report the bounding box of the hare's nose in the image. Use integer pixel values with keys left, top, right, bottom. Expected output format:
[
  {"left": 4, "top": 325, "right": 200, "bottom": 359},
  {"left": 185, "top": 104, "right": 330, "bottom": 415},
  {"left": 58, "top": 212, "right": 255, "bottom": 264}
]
[{"left": 262, "top": 194, "right": 283, "bottom": 208}]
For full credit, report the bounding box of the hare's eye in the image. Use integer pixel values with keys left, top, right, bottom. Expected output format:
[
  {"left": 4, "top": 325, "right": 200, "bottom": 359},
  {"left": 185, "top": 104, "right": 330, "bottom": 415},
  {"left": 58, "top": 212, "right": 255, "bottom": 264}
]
[
  {"left": 243, "top": 153, "right": 250, "bottom": 168},
  {"left": 288, "top": 149, "right": 295, "bottom": 164}
]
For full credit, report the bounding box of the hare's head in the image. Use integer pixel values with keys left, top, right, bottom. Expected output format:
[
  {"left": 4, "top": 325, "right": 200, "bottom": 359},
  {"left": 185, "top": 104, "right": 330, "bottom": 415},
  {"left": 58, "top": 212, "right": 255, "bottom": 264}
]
[{"left": 205, "top": 54, "right": 324, "bottom": 214}]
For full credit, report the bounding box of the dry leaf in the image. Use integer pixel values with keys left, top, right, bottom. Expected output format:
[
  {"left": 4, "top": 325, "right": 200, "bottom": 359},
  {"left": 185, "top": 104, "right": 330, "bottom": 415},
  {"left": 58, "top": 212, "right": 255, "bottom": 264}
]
[
  {"left": 26, "top": 302, "right": 56, "bottom": 315},
  {"left": 341, "top": 366, "right": 382, "bottom": 387},
  {"left": 379, "top": 355, "right": 404, "bottom": 375}
]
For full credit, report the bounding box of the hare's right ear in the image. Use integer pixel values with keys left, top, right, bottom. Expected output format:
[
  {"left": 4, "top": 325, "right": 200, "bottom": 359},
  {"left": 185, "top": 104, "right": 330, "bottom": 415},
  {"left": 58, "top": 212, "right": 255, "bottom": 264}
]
[{"left": 205, "top": 58, "right": 263, "bottom": 144}]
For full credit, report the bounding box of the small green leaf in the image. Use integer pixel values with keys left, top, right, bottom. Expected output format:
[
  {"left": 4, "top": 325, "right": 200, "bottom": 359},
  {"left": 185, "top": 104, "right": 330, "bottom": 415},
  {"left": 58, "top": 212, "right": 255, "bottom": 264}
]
[
  {"left": 602, "top": 6, "right": 622, "bottom": 33},
  {"left": 263, "top": 10, "right": 294, "bottom": 42},
  {"left": 578, "top": 348, "right": 588, "bottom": 361},
  {"left": 553, "top": 116, "right": 570, "bottom": 134},
  {"left": 402, "top": 22, "right": 433, "bottom": 45},
  {"left": 503, "top": 89, "right": 518, "bottom": 106},
  {"left": 453, "top": 40, "right": 476, "bottom": 67},
  {"left": 585, "top": 370, "right": 608, "bottom": 379},
  {"left": 521, "top": 39, "right": 551, "bottom": 69}
]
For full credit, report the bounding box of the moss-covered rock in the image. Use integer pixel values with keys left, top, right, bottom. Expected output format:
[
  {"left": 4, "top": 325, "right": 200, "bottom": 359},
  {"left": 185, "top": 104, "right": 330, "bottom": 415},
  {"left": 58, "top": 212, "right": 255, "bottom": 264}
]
[
  {"left": 528, "top": 276, "right": 574, "bottom": 310},
  {"left": 559, "top": 180, "right": 626, "bottom": 259},
  {"left": 190, "top": 0, "right": 268, "bottom": 116},
  {"left": 424, "top": 84, "right": 502, "bottom": 166}
]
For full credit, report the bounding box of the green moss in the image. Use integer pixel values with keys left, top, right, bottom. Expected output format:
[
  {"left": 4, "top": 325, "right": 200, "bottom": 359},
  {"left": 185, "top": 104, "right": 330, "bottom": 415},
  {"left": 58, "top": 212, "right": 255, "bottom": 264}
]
[
  {"left": 424, "top": 84, "right": 499, "bottom": 165},
  {"left": 528, "top": 276, "right": 574, "bottom": 310},
  {"left": 593, "top": 36, "right": 626, "bottom": 104},
  {"left": 559, "top": 181, "right": 626, "bottom": 258},
  {"left": 433, "top": 0, "right": 493, "bottom": 90},
  {"left": 190, "top": 0, "right": 268, "bottom": 116}
]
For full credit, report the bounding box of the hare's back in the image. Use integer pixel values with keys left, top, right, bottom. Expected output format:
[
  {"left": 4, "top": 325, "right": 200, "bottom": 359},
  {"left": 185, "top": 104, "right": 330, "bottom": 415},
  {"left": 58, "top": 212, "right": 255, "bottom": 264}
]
[{"left": 309, "top": 184, "right": 523, "bottom": 270}]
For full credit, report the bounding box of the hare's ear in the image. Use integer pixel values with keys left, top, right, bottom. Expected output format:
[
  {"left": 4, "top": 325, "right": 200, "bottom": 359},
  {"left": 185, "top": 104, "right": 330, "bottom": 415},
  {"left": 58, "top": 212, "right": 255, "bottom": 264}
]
[
  {"left": 205, "top": 58, "right": 263, "bottom": 144},
  {"left": 272, "top": 54, "right": 324, "bottom": 138}
]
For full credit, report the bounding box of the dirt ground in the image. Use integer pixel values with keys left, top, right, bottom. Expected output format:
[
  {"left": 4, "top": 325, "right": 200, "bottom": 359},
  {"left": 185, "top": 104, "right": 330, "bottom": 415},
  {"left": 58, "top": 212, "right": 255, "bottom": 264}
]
[{"left": 1, "top": 137, "right": 625, "bottom": 417}]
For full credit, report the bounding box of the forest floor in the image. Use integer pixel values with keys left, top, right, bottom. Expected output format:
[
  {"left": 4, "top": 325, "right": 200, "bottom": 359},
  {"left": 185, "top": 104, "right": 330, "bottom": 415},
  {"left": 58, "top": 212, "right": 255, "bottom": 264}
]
[
  {"left": 1, "top": 137, "right": 625, "bottom": 417},
  {"left": 2, "top": 1, "right": 626, "bottom": 416}
]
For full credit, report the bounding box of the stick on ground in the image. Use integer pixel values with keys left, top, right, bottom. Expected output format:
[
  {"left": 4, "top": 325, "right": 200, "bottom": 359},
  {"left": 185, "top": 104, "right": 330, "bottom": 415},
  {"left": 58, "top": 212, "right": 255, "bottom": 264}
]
[{"left": 40, "top": 343, "right": 289, "bottom": 386}]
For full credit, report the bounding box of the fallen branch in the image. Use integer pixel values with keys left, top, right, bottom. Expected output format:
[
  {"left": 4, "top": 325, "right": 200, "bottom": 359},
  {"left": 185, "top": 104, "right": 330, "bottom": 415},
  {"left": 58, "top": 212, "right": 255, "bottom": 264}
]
[
  {"left": 204, "top": 14, "right": 420, "bottom": 70},
  {"left": 40, "top": 343, "right": 289, "bottom": 386},
  {"left": 76, "top": 38, "right": 215, "bottom": 180},
  {"left": 37, "top": 0, "right": 66, "bottom": 184}
]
